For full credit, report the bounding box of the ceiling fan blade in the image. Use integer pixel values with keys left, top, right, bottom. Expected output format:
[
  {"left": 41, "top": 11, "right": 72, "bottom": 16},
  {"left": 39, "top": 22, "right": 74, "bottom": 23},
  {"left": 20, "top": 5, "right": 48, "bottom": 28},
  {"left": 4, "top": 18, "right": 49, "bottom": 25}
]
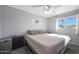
[
  {"left": 50, "top": 5, "right": 62, "bottom": 8},
  {"left": 32, "top": 5, "right": 44, "bottom": 7},
  {"left": 32, "top": 5, "right": 62, "bottom": 8}
]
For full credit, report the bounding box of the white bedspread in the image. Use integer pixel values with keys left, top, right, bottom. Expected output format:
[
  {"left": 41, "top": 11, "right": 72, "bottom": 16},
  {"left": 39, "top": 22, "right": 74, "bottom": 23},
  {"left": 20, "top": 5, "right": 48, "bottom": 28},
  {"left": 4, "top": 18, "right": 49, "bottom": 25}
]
[{"left": 26, "top": 33, "right": 71, "bottom": 54}]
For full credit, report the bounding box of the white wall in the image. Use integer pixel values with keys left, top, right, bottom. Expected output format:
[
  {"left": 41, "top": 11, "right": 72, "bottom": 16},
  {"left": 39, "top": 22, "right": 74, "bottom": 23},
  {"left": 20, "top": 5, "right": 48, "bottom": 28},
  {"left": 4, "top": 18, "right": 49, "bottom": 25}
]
[
  {"left": 48, "top": 14, "right": 79, "bottom": 44},
  {"left": 76, "top": 14, "right": 79, "bottom": 34},
  {"left": 0, "top": 6, "right": 1, "bottom": 38},
  {"left": 47, "top": 17, "right": 56, "bottom": 33},
  {"left": 1, "top": 6, "right": 47, "bottom": 38}
]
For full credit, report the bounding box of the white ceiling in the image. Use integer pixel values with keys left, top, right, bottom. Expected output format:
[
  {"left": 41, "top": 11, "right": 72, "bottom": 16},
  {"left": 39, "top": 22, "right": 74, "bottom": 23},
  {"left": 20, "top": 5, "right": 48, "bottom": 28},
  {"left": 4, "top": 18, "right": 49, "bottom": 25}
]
[{"left": 8, "top": 5, "right": 79, "bottom": 18}]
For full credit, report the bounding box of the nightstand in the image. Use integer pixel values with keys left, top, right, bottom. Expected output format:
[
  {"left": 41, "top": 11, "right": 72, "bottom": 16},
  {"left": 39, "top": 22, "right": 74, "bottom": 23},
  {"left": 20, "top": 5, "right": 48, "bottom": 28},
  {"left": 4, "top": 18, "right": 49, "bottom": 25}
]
[{"left": 12, "top": 35, "right": 25, "bottom": 50}]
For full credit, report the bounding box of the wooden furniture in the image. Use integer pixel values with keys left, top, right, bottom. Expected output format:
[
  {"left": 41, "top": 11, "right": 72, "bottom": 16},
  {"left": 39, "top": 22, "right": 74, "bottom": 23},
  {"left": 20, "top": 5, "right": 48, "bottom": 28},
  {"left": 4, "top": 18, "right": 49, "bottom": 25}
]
[{"left": 12, "top": 35, "right": 25, "bottom": 50}]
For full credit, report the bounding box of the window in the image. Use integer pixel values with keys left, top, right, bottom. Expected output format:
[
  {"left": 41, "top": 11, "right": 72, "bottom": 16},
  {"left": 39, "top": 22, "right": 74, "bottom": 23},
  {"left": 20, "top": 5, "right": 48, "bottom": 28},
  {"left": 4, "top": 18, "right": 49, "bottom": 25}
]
[{"left": 58, "top": 16, "right": 76, "bottom": 28}]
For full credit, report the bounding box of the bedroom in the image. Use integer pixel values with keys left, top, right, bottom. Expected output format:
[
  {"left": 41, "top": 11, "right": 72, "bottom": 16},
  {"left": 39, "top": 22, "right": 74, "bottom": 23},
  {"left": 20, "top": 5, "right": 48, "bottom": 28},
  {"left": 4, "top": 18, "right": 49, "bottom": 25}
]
[{"left": 0, "top": 5, "right": 79, "bottom": 54}]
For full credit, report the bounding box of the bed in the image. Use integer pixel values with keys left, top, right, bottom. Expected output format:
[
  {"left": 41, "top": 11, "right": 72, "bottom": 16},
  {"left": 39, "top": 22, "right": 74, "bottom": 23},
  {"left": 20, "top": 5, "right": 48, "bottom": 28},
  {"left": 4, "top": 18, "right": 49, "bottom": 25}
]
[{"left": 25, "top": 30, "right": 71, "bottom": 54}]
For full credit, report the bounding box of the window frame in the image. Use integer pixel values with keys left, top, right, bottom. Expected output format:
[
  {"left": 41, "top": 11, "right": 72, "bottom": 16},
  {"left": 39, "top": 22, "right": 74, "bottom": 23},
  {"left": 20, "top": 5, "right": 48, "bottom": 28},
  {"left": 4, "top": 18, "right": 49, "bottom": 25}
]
[{"left": 58, "top": 16, "right": 76, "bottom": 28}]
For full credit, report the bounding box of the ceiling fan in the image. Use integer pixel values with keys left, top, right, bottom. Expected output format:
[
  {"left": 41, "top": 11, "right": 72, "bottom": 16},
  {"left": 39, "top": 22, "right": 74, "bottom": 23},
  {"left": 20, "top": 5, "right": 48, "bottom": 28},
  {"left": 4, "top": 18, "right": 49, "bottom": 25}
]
[{"left": 32, "top": 5, "right": 62, "bottom": 14}]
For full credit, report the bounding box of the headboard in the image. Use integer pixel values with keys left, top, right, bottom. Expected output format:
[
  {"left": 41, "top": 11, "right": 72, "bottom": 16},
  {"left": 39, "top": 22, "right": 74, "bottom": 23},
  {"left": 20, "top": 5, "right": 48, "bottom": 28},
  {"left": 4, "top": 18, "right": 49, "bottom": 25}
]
[{"left": 27, "top": 30, "right": 46, "bottom": 35}]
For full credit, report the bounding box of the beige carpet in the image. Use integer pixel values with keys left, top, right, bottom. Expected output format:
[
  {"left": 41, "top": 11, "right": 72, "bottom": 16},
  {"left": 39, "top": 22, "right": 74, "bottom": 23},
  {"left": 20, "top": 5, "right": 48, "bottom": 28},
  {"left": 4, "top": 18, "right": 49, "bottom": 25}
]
[
  {"left": 11, "top": 43, "right": 79, "bottom": 54},
  {"left": 11, "top": 46, "right": 33, "bottom": 54},
  {"left": 65, "top": 43, "right": 79, "bottom": 54}
]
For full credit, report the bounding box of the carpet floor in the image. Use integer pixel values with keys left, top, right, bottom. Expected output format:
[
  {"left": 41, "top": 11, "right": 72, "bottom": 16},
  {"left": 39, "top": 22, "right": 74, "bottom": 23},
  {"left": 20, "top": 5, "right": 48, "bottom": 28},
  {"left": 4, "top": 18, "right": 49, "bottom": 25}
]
[
  {"left": 65, "top": 43, "right": 79, "bottom": 54},
  {"left": 11, "top": 46, "right": 33, "bottom": 54},
  {"left": 11, "top": 43, "right": 79, "bottom": 54}
]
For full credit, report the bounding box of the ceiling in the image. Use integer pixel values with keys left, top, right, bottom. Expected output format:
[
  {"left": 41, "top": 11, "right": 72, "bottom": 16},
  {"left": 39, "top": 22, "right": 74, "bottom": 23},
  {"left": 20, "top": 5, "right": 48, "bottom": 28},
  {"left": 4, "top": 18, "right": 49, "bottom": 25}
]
[{"left": 8, "top": 5, "right": 79, "bottom": 18}]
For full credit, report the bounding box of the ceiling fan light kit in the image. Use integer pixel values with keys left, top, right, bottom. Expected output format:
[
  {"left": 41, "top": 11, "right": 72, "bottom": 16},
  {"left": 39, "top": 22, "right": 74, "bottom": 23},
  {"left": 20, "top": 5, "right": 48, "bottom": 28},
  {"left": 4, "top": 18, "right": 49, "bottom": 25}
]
[
  {"left": 43, "top": 5, "right": 52, "bottom": 14},
  {"left": 43, "top": 5, "right": 60, "bottom": 14},
  {"left": 32, "top": 5, "right": 62, "bottom": 14},
  {"left": 44, "top": 9, "right": 52, "bottom": 14}
]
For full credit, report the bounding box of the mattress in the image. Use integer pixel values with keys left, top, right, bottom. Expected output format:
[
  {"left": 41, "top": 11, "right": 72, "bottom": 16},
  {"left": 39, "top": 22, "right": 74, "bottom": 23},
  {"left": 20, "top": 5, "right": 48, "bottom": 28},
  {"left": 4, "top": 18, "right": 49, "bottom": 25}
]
[{"left": 26, "top": 33, "right": 71, "bottom": 54}]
